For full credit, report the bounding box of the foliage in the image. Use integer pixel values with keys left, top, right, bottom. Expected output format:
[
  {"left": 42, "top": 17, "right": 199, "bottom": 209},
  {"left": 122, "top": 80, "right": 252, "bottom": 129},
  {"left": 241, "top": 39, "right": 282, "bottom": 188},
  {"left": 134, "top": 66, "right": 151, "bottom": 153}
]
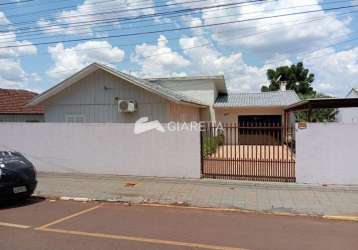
[
  {"left": 202, "top": 135, "right": 222, "bottom": 157},
  {"left": 202, "top": 137, "right": 217, "bottom": 157},
  {"left": 295, "top": 93, "right": 337, "bottom": 122},
  {"left": 261, "top": 62, "right": 315, "bottom": 96},
  {"left": 216, "top": 130, "right": 225, "bottom": 146},
  {"left": 261, "top": 62, "right": 336, "bottom": 122}
]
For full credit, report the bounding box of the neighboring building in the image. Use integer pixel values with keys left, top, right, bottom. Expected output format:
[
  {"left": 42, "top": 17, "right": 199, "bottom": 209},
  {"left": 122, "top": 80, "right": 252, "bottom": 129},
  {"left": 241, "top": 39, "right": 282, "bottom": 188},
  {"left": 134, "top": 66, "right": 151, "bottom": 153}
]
[
  {"left": 0, "top": 88, "right": 44, "bottom": 122},
  {"left": 337, "top": 88, "right": 358, "bottom": 123},
  {"left": 28, "top": 63, "right": 299, "bottom": 124}
]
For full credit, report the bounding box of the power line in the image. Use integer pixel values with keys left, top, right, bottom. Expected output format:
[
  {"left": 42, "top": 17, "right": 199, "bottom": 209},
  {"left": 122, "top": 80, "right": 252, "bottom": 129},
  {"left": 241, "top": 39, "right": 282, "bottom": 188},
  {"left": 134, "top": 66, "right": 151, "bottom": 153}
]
[
  {"left": 4, "top": 0, "right": 351, "bottom": 32},
  {"left": 1, "top": 2, "right": 358, "bottom": 49},
  {"left": 3, "top": 0, "right": 355, "bottom": 42},
  {"left": 0, "top": 0, "right": 35, "bottom": 6},
  {"left": 223, "top": 38, "right": 358, "bottom": 80},
  {"left": 2, "top": 7, "right": 358, "bottom": 64},
  {"left": 0, "top": 2, "right": 249, "bottom": 39},
  {"left": 44, "top": 40, "right": 358, "bottom": 86},
  {"left": 1, "top": 0, "right": 263, "bottom": 32},
  {"left": 4, "top": 0, "right": 190, "bottom": 21},
  {"left": 33, "top": 13, "right": 358, "bottom": 77},
  {"left": 0, "top": 8, "right": 351, "bottom": 62},
  {"left": 3, "top": 0, "right": 74, "bottom": 11},
  {"left": 138, "top": 24, "right": 358, "bottom": 61},
  {"left": 1, "top": 0, "right": 346, "bottom": 42},
  {"left": 3, "top": 9, "right": 353, "bottom": 59},
  {"left": 3, "top": 0, "right": 206, "bottom": 27}
]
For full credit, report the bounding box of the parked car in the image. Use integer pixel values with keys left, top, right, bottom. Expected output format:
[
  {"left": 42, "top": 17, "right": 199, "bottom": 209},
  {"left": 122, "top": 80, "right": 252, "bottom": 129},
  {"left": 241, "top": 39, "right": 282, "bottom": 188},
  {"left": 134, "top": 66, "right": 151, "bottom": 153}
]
[{"left": 0, "top": 151, "right": 37, "bottom": 201}]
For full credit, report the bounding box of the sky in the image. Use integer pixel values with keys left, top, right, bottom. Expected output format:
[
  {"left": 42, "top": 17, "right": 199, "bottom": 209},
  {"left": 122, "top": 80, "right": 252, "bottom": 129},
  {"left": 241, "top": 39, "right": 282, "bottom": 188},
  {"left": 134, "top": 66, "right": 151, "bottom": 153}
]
[{"left": 1, "top": 0, "right": 358, "bottom": 96}]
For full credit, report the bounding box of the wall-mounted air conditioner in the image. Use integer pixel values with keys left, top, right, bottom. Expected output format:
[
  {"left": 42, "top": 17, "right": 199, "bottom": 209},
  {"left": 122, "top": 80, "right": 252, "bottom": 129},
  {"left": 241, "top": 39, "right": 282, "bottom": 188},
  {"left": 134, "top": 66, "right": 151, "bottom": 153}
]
[{"left": 118, "top": 100, "right": 137, "bottom": 112}]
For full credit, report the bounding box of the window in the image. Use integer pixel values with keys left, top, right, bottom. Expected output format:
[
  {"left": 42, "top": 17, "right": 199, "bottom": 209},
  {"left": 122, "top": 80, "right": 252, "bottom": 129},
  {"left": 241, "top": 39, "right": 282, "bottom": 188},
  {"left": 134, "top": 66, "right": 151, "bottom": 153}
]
[{"left": 65, "top": 114, "right": 85, "bottom": 123}]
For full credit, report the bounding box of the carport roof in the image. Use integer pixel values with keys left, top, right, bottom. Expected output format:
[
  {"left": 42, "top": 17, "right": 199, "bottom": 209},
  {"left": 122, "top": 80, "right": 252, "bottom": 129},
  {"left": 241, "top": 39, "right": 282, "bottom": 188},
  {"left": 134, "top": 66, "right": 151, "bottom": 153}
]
[
  {"left": 284, "top": 97, "right": 358, "bottom": 112},
  {"left": 214, "top": 90, "right": 299, "bottom": 108}
]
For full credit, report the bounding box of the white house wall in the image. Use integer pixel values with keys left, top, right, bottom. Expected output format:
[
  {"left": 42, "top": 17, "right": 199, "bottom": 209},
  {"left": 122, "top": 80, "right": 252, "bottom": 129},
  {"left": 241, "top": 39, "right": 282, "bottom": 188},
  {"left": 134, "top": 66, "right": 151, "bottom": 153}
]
[
  {"left": 337, "top": 90, "right": 358, "bottom": 123},
  {"left": 43, "top": 69, "right": 171, "bottom": 123}
]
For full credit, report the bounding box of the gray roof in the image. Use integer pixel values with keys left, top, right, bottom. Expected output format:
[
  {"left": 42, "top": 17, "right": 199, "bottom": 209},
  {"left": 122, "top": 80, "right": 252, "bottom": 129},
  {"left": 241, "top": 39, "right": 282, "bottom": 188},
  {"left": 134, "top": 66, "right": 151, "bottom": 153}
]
[
  {"left": 29, "top": 63, "right": 207, "bottom": 107},
  {"left": 103, "top": 66, "right": 207, "bottom": 107},
  {"left": 214, "top": 90, "right": 300, "bottom": 108}
]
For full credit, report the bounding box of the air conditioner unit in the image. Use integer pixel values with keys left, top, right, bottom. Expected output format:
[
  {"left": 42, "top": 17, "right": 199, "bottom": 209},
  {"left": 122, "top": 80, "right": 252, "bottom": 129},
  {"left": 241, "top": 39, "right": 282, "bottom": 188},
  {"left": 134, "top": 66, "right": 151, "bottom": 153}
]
[{"left": 118, "top": 100, "right": 137, "bottom": 112}]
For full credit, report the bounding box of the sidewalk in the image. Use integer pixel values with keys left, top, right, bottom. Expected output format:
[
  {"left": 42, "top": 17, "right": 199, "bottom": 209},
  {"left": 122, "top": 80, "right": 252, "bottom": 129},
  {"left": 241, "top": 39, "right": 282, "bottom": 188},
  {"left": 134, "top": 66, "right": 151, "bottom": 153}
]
[{"left": 35, "top": 172, "right": 358, "bottom": 217}]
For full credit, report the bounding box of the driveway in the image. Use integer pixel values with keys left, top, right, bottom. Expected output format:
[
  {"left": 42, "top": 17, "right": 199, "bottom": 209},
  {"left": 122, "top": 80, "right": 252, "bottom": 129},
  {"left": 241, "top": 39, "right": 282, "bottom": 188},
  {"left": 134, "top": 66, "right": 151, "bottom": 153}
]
[{"left": 0, "top": 198, "right": 357, "bottom": 250}]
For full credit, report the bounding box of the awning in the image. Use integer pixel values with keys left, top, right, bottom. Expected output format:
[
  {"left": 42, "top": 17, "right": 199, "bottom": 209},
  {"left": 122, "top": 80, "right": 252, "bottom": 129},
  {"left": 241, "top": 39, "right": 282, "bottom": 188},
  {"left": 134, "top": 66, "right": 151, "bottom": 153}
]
[{"left": 284, "top": 98, "right": 358, "bottom": 112}]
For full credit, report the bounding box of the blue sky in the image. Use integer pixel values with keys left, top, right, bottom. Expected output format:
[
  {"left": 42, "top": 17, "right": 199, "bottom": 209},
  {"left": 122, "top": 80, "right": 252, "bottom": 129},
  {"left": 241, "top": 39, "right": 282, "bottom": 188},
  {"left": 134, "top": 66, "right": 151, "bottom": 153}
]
[{"left": 1, "top": 0, "right": 358, "bottom": 96}]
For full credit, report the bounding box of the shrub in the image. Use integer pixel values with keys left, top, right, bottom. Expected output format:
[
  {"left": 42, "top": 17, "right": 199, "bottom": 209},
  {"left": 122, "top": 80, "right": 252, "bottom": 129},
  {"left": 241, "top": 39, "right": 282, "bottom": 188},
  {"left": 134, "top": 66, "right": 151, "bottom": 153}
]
[{"left": 202, "top": 136, "right": 218, "bottom": 157}]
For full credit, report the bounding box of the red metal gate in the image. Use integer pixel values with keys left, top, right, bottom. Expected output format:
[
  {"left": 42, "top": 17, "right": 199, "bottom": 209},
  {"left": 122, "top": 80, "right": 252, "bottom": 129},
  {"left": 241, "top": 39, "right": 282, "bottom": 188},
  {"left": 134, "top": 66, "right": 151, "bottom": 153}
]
[{"left": 201, "top": 123, "right": 296, "bottom": 182}]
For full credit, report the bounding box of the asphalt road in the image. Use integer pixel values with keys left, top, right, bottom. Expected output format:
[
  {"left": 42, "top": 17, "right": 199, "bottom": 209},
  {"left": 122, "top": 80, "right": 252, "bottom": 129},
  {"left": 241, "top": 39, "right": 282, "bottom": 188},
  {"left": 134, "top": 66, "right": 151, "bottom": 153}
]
[{"left": 0, "top": 197, "right": 357, "bottom": 250}]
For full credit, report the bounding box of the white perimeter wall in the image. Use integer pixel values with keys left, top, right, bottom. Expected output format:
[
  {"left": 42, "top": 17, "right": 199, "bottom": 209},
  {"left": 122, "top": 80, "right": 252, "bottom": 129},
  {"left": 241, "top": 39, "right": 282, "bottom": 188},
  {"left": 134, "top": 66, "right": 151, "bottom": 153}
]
[
  {"left": 0, "top": 123, "right": 201, "bottom": 178},
  {"left": 296, "top": 123, "right": 358, "bottom": 185}
]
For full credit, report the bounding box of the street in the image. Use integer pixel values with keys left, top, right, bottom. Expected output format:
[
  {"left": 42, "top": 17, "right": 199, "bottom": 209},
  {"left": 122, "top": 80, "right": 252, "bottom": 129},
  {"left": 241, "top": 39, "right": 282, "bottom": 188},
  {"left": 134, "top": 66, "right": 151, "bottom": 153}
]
[{"left": 0, "top": 197, "right": 357, "bottom": 250}]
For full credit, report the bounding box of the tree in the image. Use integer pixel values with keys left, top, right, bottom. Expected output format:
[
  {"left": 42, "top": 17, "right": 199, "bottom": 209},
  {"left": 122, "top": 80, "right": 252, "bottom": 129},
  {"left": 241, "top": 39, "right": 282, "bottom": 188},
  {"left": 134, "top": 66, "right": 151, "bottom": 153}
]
[
  {"left": 261, "top": 62, "right": 336, "bottom": 122},
  {"left": 295, "top": 93, "right": 337, "bottom": 122},
  {"left": 261, "top": 62, "right": 315, "bottom": 96}
]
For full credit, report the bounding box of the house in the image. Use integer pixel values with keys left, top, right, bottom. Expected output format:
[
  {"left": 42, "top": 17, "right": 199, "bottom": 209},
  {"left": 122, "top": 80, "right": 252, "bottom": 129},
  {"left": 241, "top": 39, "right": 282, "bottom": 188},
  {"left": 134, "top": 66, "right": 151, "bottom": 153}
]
[
  {"left": 0, "top": 88, "right": 44, "bottom": 122},
  {"left": 28, "top": 63, "right": 299, "bottom": 124},
  {"left": 336, "top": 88, "right": 358, "bottom": 123}
]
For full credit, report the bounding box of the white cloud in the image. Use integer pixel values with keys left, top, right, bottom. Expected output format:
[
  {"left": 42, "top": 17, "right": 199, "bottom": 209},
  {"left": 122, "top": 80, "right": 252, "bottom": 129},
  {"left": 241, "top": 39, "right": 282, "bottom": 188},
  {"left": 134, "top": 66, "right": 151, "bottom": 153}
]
[
  {"left": 0, "top": 31, "right": 37, "bottom": 57},
  {"left": 304, "top": 47, "right": 358, "bottom": 96},
  {"left": 0, "top": 12, "right": 10, "bottom": 25},
  {"left": 47, "top": 40, "right": 125, "bottom": 79},
  {"left": 0, "top": 12, "right": 37, "bottom": 89},
  {"left": 131, "top": 35, "right": 191, "bottom": 77},
  {"left": 131, "top": 34, "right": 267, "bottom": 91},
  {"left": 38, "top": 0, "right": 155, "bottom": 35},
  {"left": 179, "top": 0, "right": 351, "bottom": 59},
  {"left": 0, "top": 59, "right": 27, "bottom": 88},
  {"left": 179, "top": 35, "right": 269, "bottom": 92}
]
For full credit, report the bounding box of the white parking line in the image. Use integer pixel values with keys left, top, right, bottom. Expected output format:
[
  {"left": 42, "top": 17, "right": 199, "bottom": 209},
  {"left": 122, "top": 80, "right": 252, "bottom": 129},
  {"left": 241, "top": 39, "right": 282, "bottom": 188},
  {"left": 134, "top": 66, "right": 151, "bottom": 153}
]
[{"left": 0, "top": 222, "right": 31, "bottom": 229}]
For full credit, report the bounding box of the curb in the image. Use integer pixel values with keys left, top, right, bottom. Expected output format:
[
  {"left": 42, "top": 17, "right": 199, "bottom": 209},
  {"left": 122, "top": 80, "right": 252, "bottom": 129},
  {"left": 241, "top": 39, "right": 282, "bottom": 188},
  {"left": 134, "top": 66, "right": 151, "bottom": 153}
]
[
  {"left": 37, "top": 172, "right": 358, "bottom": 192},
  {"left": 322, "top": 215, "right": 358, "bottom": 222},
  {"left": 41, "top": 195, "right": 358, "bottom": 222}
]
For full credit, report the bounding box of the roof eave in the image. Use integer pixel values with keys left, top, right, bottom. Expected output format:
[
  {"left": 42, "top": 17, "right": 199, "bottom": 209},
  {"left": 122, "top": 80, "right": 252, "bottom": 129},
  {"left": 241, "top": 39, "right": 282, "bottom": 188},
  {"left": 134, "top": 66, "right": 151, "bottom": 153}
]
[
  {"left": 178, "top": 100, "right": 208, "bottom": 108},
  {"left": 0, "top": 112, "right": 44, "bottom": 115},
  {"left": 28, "top": 63, "right": 99, "bottom": 107},
  {"left": 27, "top": 63, "right": 204, "bottom": 107},
  {"left": 213, "top": 105, "right": 289, "bottom": 109}
]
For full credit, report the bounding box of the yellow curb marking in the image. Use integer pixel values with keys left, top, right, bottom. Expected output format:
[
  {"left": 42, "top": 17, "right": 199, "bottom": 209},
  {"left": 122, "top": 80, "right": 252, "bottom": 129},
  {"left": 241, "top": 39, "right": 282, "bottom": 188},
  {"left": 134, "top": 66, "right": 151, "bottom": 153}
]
[
  {"left": 36, "top": 204, "right": 102, "bottom": 230},
  {"left": 0, "top": 222, "right": 31, "bottom": 229},
  {"left": 322, "top": 215, "right": 358, "bottom": 222},
  {"left": 38, "top": 227, "right": 248, "bottom": 250}
]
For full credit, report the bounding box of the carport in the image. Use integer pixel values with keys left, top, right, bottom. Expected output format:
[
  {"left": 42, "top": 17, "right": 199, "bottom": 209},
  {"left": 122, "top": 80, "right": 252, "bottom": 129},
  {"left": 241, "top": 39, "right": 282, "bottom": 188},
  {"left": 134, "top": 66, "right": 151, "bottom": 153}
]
[{"left": 284, "top": 97, "right": 358, "bottom": 121}]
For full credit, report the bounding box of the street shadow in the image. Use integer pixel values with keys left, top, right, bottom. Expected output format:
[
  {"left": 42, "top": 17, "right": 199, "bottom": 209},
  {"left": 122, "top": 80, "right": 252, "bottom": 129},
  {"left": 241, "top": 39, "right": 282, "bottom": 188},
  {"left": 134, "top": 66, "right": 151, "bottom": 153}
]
[{"left": 0, "top": 196, "right": 46, "bottom": 210}]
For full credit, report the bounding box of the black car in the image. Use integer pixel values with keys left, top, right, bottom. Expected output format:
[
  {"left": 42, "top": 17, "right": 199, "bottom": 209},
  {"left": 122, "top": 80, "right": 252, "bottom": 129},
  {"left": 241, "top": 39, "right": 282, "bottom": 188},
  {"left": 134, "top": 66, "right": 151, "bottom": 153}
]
[{"left": 0, "top": 151, "right": 37, "bottom": 201}]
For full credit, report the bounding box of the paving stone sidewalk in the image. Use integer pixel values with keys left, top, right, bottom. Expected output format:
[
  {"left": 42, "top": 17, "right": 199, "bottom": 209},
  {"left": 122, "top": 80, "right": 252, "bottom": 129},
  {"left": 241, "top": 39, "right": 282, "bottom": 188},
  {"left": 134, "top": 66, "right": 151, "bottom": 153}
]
[{"left": 35, "top": 172, "right": 358, "bottom": 216}]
